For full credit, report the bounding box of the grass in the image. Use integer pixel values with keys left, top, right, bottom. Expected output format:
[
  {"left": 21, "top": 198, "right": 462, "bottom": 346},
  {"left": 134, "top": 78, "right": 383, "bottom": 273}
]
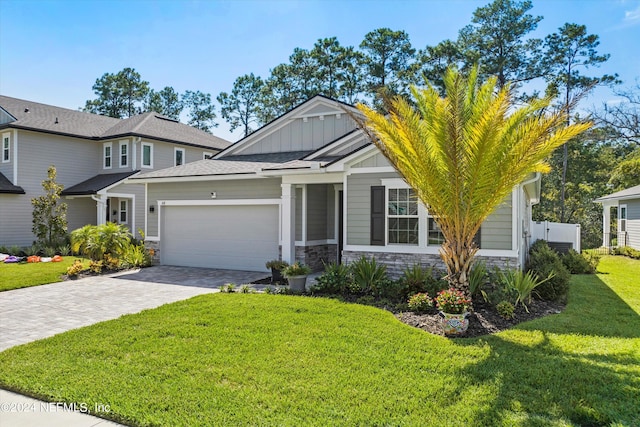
[
  {"left": 0, "top": 257, "right": 90, "bottom": 292},
  {"left": 0, "top": 256, "right": 638, "bottom": 426}
]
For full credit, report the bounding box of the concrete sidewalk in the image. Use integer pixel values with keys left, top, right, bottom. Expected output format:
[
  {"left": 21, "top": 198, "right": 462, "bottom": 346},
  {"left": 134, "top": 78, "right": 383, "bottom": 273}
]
[{"left": 0, "top": 266, "right": 270, "bottom": 426}]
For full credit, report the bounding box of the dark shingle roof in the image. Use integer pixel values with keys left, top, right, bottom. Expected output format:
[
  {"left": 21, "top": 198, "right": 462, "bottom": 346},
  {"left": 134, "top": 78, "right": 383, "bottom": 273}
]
[
  {"left": 0, "top": 172, "right": 25, "bottom": 194},
  {"left": 132, "top": 160, "right": 283, "bottom": 179},
  {"left": 221, "top": 151, "right": 313, "bottom": 163},
  {"left": 0, "top": 95, "right": 230, "bottom": 150},
  {"left": 61, "top": 171, "right": 139, "bottom": 195}
]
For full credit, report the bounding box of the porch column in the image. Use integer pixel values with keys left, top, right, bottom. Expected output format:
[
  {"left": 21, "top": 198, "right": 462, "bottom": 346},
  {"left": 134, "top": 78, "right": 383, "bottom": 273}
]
[
  {"left": 281, "top": 183, "right": 296, "bottom": 264},
  {"left": 92, "top": 195, "right": 107, "bottom": 225},
  {"left": 602, "top": 203, "right": 611, "bottom": 247}
]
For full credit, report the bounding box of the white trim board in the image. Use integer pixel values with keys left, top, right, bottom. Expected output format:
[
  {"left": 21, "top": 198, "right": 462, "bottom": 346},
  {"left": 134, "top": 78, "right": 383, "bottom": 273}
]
[{"left": 157, "top": 199, "right": 281, "bottom": 207}]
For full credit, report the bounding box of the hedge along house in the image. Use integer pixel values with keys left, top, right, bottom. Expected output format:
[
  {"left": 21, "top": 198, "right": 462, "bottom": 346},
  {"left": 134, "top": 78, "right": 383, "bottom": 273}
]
[
  {"left": 595, "top": 184, "right": 640, "bottom": 250},
  {"left": 0, "top": 95, "right": 230, "bottom": 247},
  {"left": 130, "top": 95, "right": 541, "bottom": 275}
]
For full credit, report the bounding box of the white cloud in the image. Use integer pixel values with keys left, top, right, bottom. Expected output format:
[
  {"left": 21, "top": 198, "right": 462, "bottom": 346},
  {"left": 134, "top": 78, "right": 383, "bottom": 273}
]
[{"left": 624, "top": 5, "right": 640, "bottom": 25}]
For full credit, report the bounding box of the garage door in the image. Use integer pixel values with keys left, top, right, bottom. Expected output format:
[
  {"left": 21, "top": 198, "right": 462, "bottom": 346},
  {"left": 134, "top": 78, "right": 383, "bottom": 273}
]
[{"left": 161, "top": 204, "right": 279, "bottom": 271}]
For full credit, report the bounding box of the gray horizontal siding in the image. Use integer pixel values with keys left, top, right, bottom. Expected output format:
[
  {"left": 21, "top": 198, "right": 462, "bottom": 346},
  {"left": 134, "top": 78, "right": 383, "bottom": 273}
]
[
  {"left": 346, "top": 172, "right": 400, "bottom": 245},
  {"left": 146, "top": 178, "right": 282, "bottom": 236},
  {"left": 625, "top": 199, "right": 640, "bottom": 249},
  {"left": 480, "top": 195, "right": 513, "bottom": 250}
]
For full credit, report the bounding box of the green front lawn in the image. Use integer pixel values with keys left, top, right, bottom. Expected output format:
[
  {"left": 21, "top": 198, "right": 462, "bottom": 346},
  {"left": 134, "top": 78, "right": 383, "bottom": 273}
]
[
  {"left": 0, "top": 256, "right": 638, "bottom": 426},
  {"left": 0, "top": 257, "right": 89, "bottom": 292}
]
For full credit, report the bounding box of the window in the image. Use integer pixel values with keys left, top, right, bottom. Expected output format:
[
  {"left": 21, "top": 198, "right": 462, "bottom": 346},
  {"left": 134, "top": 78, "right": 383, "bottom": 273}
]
[
  {"left": 103, "top": 142, "right": 112, "bottom": 169},
  {"left": 119, "top": 200, "right": 128, "bottom": 224},
  {"left": 119, "top": 141, "right": 128, "bottom": 167},
  {"left": 428, "top": 217, "right": 445, "bottom": 245},
  {"left": 2, "top": 133, "right": 9, "bottom": 162},
  {"left": 174, "top": 147, "right": 185, "bottom": 166},
  {"left": 620, "top": 204, "right": 627, "bottom": 233},
  {"left": 203, "top": 151, "right": 213, "bottom": 160},
  {"left": 387, "top": 188, "right": 418, "bottom": 245},
  {"left": 142, "top": 142, "right": 153, "bottom": 168}
]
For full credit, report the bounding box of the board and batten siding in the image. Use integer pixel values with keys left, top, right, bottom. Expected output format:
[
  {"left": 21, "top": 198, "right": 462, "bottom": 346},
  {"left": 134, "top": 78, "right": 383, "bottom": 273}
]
[
  {"left": 239, "top": 113, "right": 357, "bottom": 155},
  {"left": 346, "top": 170, "right": 513, "bottom": 250},
  {"left": 1, "top": 130, "right": 100, "bottom": 245},
  {"left": 625, "top": 199, "right": 640, "bottom": 249},
  {"left": 351, "top": 152, "right": 392, "bottom": 169},
  {"left": 146, "top": 178, "right": 282, "bottom": 237}
]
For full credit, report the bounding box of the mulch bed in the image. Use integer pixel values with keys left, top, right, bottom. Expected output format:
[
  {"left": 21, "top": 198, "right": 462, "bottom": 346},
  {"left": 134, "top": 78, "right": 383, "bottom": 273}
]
[{"left": 397, "top": 299, "right": 565, "bottom": 338}]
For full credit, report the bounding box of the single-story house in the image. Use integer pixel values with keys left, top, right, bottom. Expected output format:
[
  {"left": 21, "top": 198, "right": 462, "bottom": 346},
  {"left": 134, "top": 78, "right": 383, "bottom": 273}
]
[
  {"left": 130, "top": 95, "right": 542, "bottom": 275},
  {"left": 595, "top": 184, "right": 639, "bottom": 250},
  {"left": 0, "top": 95, "right": 230, "bottom": 246}
]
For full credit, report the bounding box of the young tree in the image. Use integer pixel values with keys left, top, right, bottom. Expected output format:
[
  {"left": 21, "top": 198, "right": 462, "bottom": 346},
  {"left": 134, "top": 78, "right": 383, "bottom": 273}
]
[
  {"left": 217, "top": 73, "right": 265, "bottom": 137},
  {"left": 360, "top": 28, "right": 416, "bottom": 109},
  {"left": 145, "top": 86, "right": 183, "bottom": 119},
  {"left": 182, "top": 90, "right": 218, "bottom": 133},
  {"left": 83, "top": 68, "right": 150, "bottom": 118},
  {"left": 357, "top": 66, "right": 590, "bottom": 298},
  {"left": 32, "top": 165, "right": 68, "bottom": 246},
  {"left": 457, "top": 0, "right": 543, "bottom": 90},
  {"left": 542, "top": 23, "right": 617, "bottom": 222}
]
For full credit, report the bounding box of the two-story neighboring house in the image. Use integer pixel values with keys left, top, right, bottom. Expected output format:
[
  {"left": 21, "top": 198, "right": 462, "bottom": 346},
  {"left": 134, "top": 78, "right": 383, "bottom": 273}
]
[{"left": 0, "top": 95, "right": 230, "bottom": 247}]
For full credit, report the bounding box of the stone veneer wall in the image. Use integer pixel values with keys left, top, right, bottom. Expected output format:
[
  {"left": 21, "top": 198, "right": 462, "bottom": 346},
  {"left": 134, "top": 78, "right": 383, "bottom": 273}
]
[
  {"left": 295, "top": 244, "right": 338, "bottom": 272},
  {"left": 144, "top": 241, "right": 161, "bottom": 265},
  {"left": 341, "top": 250, "right": 519, "bottom": 279}
]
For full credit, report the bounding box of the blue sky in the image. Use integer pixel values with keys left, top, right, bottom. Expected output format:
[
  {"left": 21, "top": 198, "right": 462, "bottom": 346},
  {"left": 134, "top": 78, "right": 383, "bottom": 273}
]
[{"left": 1, "top": 0, "right": 639, "bottom": 142}]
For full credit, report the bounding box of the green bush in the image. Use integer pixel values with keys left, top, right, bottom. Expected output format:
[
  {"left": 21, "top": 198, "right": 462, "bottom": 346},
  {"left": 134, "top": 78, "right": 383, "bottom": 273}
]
[
  {"left": 397, "top": 264, "right": 446, "bottom": 300},
  {"left": 312, "top": 262, "right": 351, "bottom": 295},
  {"left": 469, "top": 261, "right": 488, "bottom": 301},
  {"left": 407, "top": 293, "right": 433, "bottom": 314},
  {"left": 121, "top": 243, "right": 152, "bottom": 268},
  {"left": 349, "top": 256, "right": 390, "bottom": 298},
  {"left": 501, "top": 268, "right": 555, "bottom": 312},
  {"left": 526, "top": 240, "right": 571, "bottom": 302},
  {"left": 613, "top": 246, "right": 640, "bottom": 259},
  {"left": 496, "top": 301, "right": 515, "bottom": 319},
  {"left": 561, "top": 250, "right": 598, "bottom": 274}
]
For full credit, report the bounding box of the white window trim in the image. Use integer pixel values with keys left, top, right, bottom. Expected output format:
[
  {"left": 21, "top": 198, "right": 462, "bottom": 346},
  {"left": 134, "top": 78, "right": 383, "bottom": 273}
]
[
  {"left": 119, "top": 199, "right": 128, "bottom": 224},
  {"left": 174, "top": 147, "right": 185, "bottom": 166},
  {"left": 119, "top": 140, "right": 129, "bottom": 168},
  {"left": 141, "top": 142, "right": 154, "bottom": 169},
  {"left": 619, "top": 204, "right": 627, "bottom": 233},
  {"left": 386, "top": 187, "right": 420, "bottom": 246},
  {"left": 2, "top": 132, "right": 10, "bottom": 163},
  {"left": 203, "top": 151, "right": 213, "bottom": 160},
  {"left": 103, "top": 142, "right": 112, "bottom": 169}
]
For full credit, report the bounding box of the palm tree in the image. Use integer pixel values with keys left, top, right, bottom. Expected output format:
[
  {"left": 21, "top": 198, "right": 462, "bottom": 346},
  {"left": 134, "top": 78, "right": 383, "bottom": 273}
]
[{"left": 357, "top": 66, "right": 590, "bottom": 299}]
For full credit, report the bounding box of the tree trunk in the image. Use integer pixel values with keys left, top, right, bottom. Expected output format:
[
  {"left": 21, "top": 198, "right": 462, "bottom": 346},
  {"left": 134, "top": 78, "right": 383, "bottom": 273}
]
[{"left": 439, "top": 239, "right": 477, "bottom": 310}]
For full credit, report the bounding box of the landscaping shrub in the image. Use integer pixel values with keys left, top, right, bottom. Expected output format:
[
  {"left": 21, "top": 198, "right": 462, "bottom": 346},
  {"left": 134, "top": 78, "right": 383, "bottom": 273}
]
[
  {"left": 561, "top": 249, "right": 598, "bottom": 274},
  {"left": 407, "top": 293, "right": 433, "bottom": 314},
  {"left": 613, "top": 246, "right": 640, "bottom": 259},
  {"left": 121, "top": 243, "right": 152, "bottom": 268},
  {"left": 349, "top": 256, "right": 388, "bottom": 297},
  {"left": 500, "top": 268, "right": 555, "bottom": 312},
  {"left": 89, "top": 260, "right": 104, "bottom": 274},
  {"left": 469, "top": 261, "right": 488, "bottom": 301},
  {"left": 496, "top": 300, "right": 515, "bottom": 319},
  {"left": 66, "top": 259, "right": 85, "bottom": 277},
  {"left": 526, "top": 240, "right": 571, "bottom": 302},
  {"left": 312, "top": 262, "right": 351, "bottom": 295},
  {"left": 397, "top": 264, "right": 445, "bottom": 300}
]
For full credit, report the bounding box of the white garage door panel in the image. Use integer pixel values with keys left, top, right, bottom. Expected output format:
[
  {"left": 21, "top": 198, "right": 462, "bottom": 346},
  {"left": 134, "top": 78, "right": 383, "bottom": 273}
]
[{"left": 162, "top": 205, "right": 279, "bottom": 271}]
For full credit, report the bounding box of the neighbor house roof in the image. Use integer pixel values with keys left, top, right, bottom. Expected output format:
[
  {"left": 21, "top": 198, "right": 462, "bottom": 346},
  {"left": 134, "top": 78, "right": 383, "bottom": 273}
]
[
  {"left": 594, "top": 184, "right": 640, "bottom": 203},
  {"left": 0, "top": 172, "right": 25, "bottom": 194},
  {"left": 62, "top": 171, "right": 139, "bottom": 196},
  {"left": 0, "top": 95, "right": 230, "bottom": 150}
]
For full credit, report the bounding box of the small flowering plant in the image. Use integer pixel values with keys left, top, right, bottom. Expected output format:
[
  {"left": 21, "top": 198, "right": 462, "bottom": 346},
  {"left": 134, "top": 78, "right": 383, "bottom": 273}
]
[
  {"left": 407, "top": 292, "right": 433, "bottom": 314},
  {"left": 435, "top": 288, "right": 471, "bottom": 314}
]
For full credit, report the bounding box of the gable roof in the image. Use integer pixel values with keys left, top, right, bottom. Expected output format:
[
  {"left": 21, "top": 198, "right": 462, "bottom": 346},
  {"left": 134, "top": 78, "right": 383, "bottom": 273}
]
[
  {"left": 0, "top": 95, "right": 230, "bottom": 150},
  {"left": 594, "top": 185, "right": 640, "bottom": 203},
  {"left": 61, "top": 171, "right": 139, "bottom": 195},
  {"left": 0, "top": 172, "right": 25, "bottom": 194}
]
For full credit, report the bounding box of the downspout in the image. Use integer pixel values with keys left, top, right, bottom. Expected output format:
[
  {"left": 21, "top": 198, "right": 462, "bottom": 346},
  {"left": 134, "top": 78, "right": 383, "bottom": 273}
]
[{"left": 519, "top": 172, "right": 541, "bottom": 268}]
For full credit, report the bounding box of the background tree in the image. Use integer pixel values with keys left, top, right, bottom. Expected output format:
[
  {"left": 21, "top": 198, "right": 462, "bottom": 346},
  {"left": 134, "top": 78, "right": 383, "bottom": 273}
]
[
  {"left": 357, "top": 67, "right": 590, "bottom": 296},
  {"left": 182, "top": 90, "right": 218, "bottom": 133},
  {"left": 144, "top": 86, "right": 183, "bottom": 119},
  {"left": 596, "top": 82, "right": 640, "bottom": 146},
  {"left": 542, "top": 23, "right": 617, "bottom": 222},
  {"left": 32, "top": 165, "right": 67, "bottom": 247},
  {"left": 217, "top": 73, "right": 265, "bottom": 137},
  {"left": 339, "top": 47, "right": 366, "bottom": 104},
  {"left": 457, "top": 0, "right": 543, "bottom": 90},
  {"left": 84, "top": 67, "right": 150, "bottom": 118},
  {"left": 416, "top": 39, "right": 466, "bottom": 93},
  {"left": 360, "top": 28, "right": 416, "bottom": 109},
  {"left": 311, "top": 37, "right": 349, "bottom": 99}
]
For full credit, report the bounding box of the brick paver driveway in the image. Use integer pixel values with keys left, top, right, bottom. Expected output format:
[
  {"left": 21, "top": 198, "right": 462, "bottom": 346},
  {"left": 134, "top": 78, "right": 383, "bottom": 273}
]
[{"left": 0, "top": 266, "right": 269, "bottom": 351}]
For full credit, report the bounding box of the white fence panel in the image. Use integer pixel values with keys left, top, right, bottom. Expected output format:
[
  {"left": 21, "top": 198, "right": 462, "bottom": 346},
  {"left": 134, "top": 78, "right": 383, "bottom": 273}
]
[{"left": 531, "top": 221, "right": 581, "bottom": 253}]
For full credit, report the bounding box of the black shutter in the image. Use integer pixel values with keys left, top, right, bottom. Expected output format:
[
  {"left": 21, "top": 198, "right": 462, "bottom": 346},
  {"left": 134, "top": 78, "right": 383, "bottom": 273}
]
[
  {"left": 371, "top": 186, "right": 385, "bottom": 246},
  {"left": 473, "top": 227, "right": 482, "bottom": 249}
]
